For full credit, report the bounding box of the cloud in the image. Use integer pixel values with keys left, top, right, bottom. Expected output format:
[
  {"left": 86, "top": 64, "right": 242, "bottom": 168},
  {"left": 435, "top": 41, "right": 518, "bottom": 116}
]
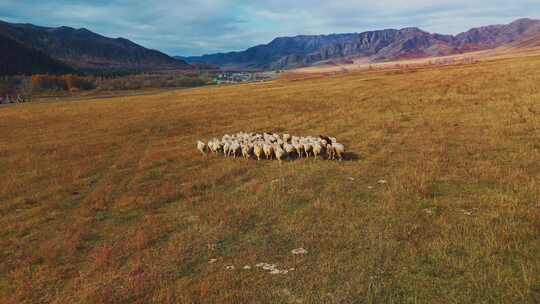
[{"left": 1, "top": 0, "right": 539, "bottom": 56}]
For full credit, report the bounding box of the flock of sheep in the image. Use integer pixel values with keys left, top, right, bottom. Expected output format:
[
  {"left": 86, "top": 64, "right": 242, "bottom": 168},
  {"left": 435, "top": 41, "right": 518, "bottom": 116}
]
[{"left": 196, "top": 132, "right": 346, "bottom": 162}]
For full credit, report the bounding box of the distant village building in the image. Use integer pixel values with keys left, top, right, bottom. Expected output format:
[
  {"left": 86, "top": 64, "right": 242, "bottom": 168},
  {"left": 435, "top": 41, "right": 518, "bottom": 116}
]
[
  {"left": 214, "top": 71, "right": 274, "bottom": 85},
  {"left": 0, "top": 94, "right": 27, "bottom": 104}
]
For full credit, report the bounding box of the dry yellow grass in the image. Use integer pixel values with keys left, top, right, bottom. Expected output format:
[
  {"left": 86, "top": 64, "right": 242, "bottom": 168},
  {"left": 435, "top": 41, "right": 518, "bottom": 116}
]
[{"left": 1, "top": 54, "right": 539, "bottom": 303}]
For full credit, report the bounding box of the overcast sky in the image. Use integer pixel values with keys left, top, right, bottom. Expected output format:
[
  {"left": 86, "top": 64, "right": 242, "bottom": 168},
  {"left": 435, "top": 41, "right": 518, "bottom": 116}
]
[{"left": 1, "top": 0, "right": 539, "bottom": 56}]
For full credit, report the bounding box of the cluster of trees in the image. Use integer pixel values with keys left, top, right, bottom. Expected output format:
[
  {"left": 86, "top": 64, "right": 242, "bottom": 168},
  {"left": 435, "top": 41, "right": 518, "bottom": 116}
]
[
  {"left": 96, "top": 74, "right": 207, "bottom": 91},
  {"left": 0, "top": 73, "right": 211, "bottom": 102},
  {"left": 30, "top": 75, "right": 95, "bottom": 93},
  {"left": 0, "top": 77, "right": 20, "bottom": 96},
  {"left": 0, "top": 76, "right": 31, "bottom": 103},
  {"left": 29, "top": 73, "right": 209, "bottom": 93}
]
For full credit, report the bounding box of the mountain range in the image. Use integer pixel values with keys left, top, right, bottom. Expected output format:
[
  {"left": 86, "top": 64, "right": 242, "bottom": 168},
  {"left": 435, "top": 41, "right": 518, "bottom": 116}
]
[
  {"left": 0, "top": 20, "right": 191, "bottom": 75},
  {"left": 185, "top": 18, "right": 540, "bottom": 70},
  {"left": 2, "top": 18, "right": 540, "bottom": 75}
]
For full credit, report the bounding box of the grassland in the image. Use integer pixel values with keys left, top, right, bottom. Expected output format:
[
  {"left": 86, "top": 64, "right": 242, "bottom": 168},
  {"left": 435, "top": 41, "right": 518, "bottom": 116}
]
[{"left": 1, "top": 54, "right": 539, "bottom": 303}]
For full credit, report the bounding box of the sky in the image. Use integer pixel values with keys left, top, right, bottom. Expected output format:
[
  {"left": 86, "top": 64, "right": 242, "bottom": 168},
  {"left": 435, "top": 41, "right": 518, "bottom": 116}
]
[{"left": 1, "top": 0, "right": 539, "bottom": 56}]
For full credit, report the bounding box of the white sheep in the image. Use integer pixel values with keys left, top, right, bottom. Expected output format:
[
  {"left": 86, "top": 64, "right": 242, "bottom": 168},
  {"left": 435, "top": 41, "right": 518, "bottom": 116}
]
[
  {"left": 209, "top": 139, "right": 222, "bottom": 154},
  {"left": 207, "top": 140, "right": 217, "bottom": 153},
  {"left": 283, "top": 143, "right": 296, "bottom": 159},
  {"left": 263, "top": 133, "right": 276, "bottom": 143},
  {"left": 197, "top": 140, "right": 207, "bottom": 155},
  {"left": 326, "top": 144, "right": 334, "bottom": 160},
  {"left": 312, "top": 142, "right": 323, "bottom": 159},
  {"left": 230, "top": 142, "right": 241, "bottom": 158},
  {"left": 263, "top": 143, "right": 274, "bottom": 160},
  {"left": 303, "top": 142, "right": 313, "bottom": 158},
  {"left": 223, "top": 141, "right": 231, "bottom": 157},
  {"left": 330, "top": 143, "right": 345, "bottom": 160},
  {"left": 254, "top": 143, "right": 264, "bottom": 161},
  {"left": 283, "top": 134, "right": 291, "bottom": 143},
  {"left": 274, "top": 144, "right": 287, "bottom": 163},
  {"left": 198, "top": 132, "right": 347, "bottom": 162},
  {"left": 241, "top": 143, "right": 253, "bottom": 159},
  {"left": 293, "top": 142, "right": 304, "bottom": 158},
  {"left": 216, "top": 141, "right": 224, "bottom": 153}
]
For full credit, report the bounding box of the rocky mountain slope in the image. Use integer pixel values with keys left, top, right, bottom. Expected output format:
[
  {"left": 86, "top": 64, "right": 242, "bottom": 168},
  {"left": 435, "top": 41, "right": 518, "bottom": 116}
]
[
  {"left": 0, "top": 20, "right": 192, "bottom": 73},
  {"left": 0, "top": 35, "right": 74, "bottom": 76},
  {"left": 186, "top": 18, "right": 540, "bottom": 70}
]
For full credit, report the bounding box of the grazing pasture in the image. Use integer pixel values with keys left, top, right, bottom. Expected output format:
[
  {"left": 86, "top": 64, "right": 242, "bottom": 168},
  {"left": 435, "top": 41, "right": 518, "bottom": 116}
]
[{"left": 0, "top": 55, "right": 539, "bottom": 303}]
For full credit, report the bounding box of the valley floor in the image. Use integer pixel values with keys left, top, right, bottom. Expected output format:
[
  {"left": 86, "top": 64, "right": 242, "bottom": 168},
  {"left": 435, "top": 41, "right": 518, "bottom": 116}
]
[{"left": 0, "top": 53, "right": 539, "bottom": 303}]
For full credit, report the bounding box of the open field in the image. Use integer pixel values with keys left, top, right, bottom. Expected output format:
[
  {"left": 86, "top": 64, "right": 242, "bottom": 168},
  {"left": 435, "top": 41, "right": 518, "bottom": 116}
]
[{"left": 1, "top": 54, "right": 540, "bottom": 303}]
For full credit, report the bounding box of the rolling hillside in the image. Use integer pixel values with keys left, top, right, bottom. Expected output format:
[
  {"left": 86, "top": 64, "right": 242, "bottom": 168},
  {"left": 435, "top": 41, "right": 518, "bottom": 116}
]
[
  {"left": 186, "top": 18, "right": 540, "bottom": 69},
  {"left": 0, "top": 20, "right": 192, "bottom": 72},
  {"left": 1, "top": 54, "right": 539, "bottom": 303},
  {"left": 0, "top": 35, "right": 73, "bottom": 75}
]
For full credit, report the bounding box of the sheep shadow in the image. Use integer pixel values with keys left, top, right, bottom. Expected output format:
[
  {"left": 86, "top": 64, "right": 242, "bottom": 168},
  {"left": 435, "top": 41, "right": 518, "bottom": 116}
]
[
  {"left": 231, "top": 151, "right": 361, "bottom": 163},
  {"left": 343, "top": 152, "right": 361, "bottom": 161}
]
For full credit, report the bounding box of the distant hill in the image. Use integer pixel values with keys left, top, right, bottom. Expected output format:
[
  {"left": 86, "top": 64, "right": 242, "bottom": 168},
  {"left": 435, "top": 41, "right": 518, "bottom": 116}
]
[
  {"left": 185, "top": 18, "right": 540, "bottom": 70},
  {"left": 0, "top": 35, "right": 74, "bottom": 76},
  {"left": 0, "top": 20, "right": 192, "bottom": 74},
  {"left": 454, "top": 18, "right": 540, "bottom": 51},
  {"left": 173, "top": 56, "right": 219, "bottom": 70}
]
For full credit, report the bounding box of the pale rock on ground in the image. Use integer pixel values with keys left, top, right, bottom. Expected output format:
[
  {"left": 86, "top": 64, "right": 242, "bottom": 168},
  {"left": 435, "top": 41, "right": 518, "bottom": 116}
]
[
  {"left": 291, "top": 248, "right": 308, "bottom": 255},
  {"left": 255, "top": 263, "right": 290, "bottom": 275}
]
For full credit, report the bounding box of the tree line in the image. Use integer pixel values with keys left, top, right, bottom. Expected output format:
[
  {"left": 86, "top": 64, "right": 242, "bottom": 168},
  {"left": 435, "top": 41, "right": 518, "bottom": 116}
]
[{"left": 0, "top": 73, "right": 211, "bottom": 104}]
